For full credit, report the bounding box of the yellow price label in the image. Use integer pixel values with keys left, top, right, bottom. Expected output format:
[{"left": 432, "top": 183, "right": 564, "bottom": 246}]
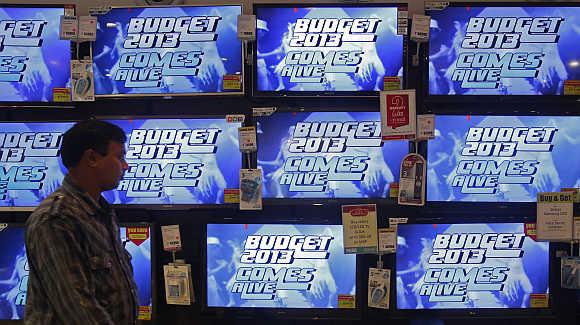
[
  {"left": 52, "top": 88, "right": 71, "bottom": 102},
  {"left": 338, "top": 294, "right": 356, "bottom": 309},
  {"left": 383, "top": 76, "right": 401, "bottom": 91},
  {"left": 224, "top": 188, "right": 240, "bottom": 203},
  {"left": 138, "top": 306, "right": 151, "bottom": 320},
  {"left": 529, "top": 294, "right": 549, "bottom": 308},
  {"left": 389, "top": 182, "right": 399, "bottom": 198},
  {"left": 223, "top": 75, "right": 242, "bottom": 91},
  {"left": 564, "top": 80, "right": 580, "bottom": 95}
]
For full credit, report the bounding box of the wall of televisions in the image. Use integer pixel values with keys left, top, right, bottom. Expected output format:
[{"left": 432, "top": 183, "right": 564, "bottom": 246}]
[{"left": 0, "top": 1, "right": 578, "bottom": 324}]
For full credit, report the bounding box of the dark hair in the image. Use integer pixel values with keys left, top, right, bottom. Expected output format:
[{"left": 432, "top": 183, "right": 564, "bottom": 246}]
[{"left": 60, "top": 120, "right": 126, "bottom": 168}]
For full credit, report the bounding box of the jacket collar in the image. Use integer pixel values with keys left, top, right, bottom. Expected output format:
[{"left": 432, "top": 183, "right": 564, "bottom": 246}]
[{"left": 60, "top": 174, "right": 112, "bottom": 217}]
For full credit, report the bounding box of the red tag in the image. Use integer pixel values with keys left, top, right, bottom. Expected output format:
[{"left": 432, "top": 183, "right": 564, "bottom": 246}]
[
  {"left": 524, "top": 223, "right": 537, "bottom": 241},
  {"left": 386, "top": 94, "right": 410, "bottom": 129},
  {"left": 126, "top": 226, "right": 150, "bottom": 246}
]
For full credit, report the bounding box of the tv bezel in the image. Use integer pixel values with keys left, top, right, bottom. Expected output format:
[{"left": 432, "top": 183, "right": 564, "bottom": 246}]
[
  {"left": 252, "top": 2, "right": 409, "bottom": 98},
  {"left": 423, "top": 2, "right": 580, "bottom": 106},
  {"left": 201, "top": 222, "right": 362, "bottom": 319},
  {"left": 91, "top": 3, "right": 245, "bottom": 98}
]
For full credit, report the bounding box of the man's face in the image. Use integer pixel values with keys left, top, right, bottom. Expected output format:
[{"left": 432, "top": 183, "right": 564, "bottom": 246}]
[{"left": 95, "top": 141, "right": 128, "bottom": 191}]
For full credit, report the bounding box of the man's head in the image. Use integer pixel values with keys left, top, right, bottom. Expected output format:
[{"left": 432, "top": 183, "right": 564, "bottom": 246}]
[{"left": 61, "top": 120, "right": 128, "bottom": 192}]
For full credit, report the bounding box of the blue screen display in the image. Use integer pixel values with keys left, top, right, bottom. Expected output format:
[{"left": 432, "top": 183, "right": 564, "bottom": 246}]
[
  {"left": 257, "top": 112, "right": 408, "bottom": 198},
  {"left": 0, "top": 6, "right": 71, "bottom": 101},
  {"left": 396, "top": 223, "right": 549, "bottom": 309},
  {"left": 255, "top": 5, "right": 404, "bottom": 92},
  {"left": 93, "top": 5, "right": 243, "bottom": 96},
  {"left": 105, "top": 118, "right": 241, "bottom": 205},
  {"left": 428, "top": 115, "right": 580, "bottom": 202},
  {"left": 0, "top": 224, "right": 152, "bottom": 320},
  {"left": 0, "top": 122, "right": 73, "bottom": 208},
  {"left": 206, "top": 224, "right": 356, "bottom": 308},
  {"left": 428, "top": 5, "right": 579, "bottom": 95},
  {"left": 0, "top": 119, "right": 240, "bottom": 207}
]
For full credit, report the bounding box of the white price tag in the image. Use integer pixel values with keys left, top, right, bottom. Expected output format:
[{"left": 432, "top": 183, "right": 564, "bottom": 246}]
[
  {"left": 161, "top": 225, "right": 182, "bottom": 252},
  {"left": 397, "top": 10, "right": 408, "bottom": 35},
  {"left": 389, "top": 217, "right": 408, "bottom": 226},
  {"left": 411, "top": 15, "right": 431, "bottom": 42},
  {"left": 252, "top": 107, "right": 277, "bottom": 117},
  {"left": 417, "top": 114, "right": 435, "bottom": 140},
  {"left": 79, "top": 16, "right": 97, "bottom": 41},
  {"left": 238, "top": 126, "right": 257, "bottom": 153},
  {"left": 60, "top": 16, "right": 78, "bottom": 40},
  {"left": 226, "top": 114, "right": 245, "bottom": 123},
  {"left": 237, "top": 15, "right": 256, "bottom": 40},
  {"left": 378, "top": 228, "right": 397, "bottom": 254}
]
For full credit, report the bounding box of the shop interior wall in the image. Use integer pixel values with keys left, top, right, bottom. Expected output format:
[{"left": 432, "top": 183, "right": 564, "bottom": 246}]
[{"left": 0, "top": 0, "right": 578, "bottom": 324}]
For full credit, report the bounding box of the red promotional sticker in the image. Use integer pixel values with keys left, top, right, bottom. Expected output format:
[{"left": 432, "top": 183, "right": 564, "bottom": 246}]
[
  {"left": 386, "top": 94, "right": 409, "bottom": 129},
  {"left": 126, "top": 226, "right": 150, "bottom": 246}
]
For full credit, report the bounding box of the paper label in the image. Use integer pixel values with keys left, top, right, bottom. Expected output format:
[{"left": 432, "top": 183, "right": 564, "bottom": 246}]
[
  {"left": 60, "top": 15, "right": 78, "bottom": 40},
  {"left": 342, "top": 204, "right": 378, "bottom": 254},
  {"left": 224, "top": 188, "right": 240, "bottom": 203},
  {"left": 389, "top": 217, "right": 408, "bottom": 226},
  {"left": 425, "top": 2, "right": 450, "bottom": 10},
  {"left": 529, "top": 293, "right": 549, "bottom": 308},
  {"left": 338, "top": 294, "right": 356, "bottom": 309},
  {"left": 161, "top": 225, "right": 182, "bottom": 251},
  {"left": 240, "top": 169, "right": 262, "bottom": 210},
  {"left": 380, "top": 90, "right": 416, "bottom": 141},
  {"left": 238, "top": 126, "right": 257, "bottom": 152},
  {"left": 79, "top": 16, "right": 97, "bottom": 41},
  {"left": 416, "top": 114, "right": 435, "bottom": 140},
  {"left": 237, "top": 15, "right": 256, "bottom": 40},
  {"left": 524, "top": 223, "right": 537, "bottom": 241},
  {"left": 138, "top": 306, "right": 151, "bottom": 320},
  {"left": 561, "top": 257, "right": 580, "bottom": 289},
  {"left": 378, "top": 228, "right": 397, "bottom": 254},
  {"left": 561, "top": 187, "right": 579, "bottom": 203},
  {"left": 252, "top": 107, "right": 277, "bottom": 117},
  {"left": 126, "top": 226, "right": 149, "bottom": 246},
  {"left": 574, "top": 217, "right": 580, "bottom": 241},
  {"left": 411, "top": 15, "right": 431, "bottom": 42},
  {"left": 223, "top": 74, "right": 242, "bottom": 90},
  {"left": 383, "top": 76, "right": 402, "bottom": 91},
  {"left": 226, "top": 114, "right": 245, "bottom": 123},
  {"left": 397, "top": 9, "right": 408, "bottom": 35},
  {"left": 164, "top": 264, "right": 194, "bottom": 305},
  {"left": 389, "top": 183, "right": 399, "bottom": 198},
  {"left": 563, "top": 80, "right": 580, "bottom": 95},
  {"left": 536, "top": 192, "right": 574, "bottom": 241},
  {"left": 52, "top": 88, "right": 71, "bottom": 102}
]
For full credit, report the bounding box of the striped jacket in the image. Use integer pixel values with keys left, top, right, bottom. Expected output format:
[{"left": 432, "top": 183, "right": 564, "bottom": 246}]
[{"left": 24, "top": 176, "right": 138, "bottom": 325}]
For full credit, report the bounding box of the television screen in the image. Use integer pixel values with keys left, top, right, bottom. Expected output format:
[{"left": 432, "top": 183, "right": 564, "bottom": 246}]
[
  {"left": 206, "top": 224, "right": 356, "bottom": 308},
  {"left": 427, "top": 4, "right": 579, "bottom": 96},
  {"left": 257, "top": 112, "right": 407, "bottom": 198},
  {"left": 120, "top": 225, "right": 153, "bottom": 320},
  {"left": 0, "top": 5, "right": 71, "bottom": 102},
  {"left": 0, "top": 122, "right": 73, "bottom": 208},
  {"left": 93, "top": 5, "right": 243, "bottom": 96},
  {"left": 427, "top": 115, "right": 580, "bottom": 202},
  {"left": 396, "top": 223, "right": 549, "bottom": 309},
  {"left": 0, "top": 224, "right": 153, "bottom": 320},
  {"left": 255, "top": 4, "right": 404, "bottom": 94},
  {"left": 104, "top": 118, "right": 241, "bottom": 205},
  {"left": 0, "top": 225, "right": 26, "bottom": 320}
]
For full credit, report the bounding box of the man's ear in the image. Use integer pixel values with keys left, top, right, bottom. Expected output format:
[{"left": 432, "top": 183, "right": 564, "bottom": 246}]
[{"left": 84, "top": 149, "right": 101, "bottom": 168}]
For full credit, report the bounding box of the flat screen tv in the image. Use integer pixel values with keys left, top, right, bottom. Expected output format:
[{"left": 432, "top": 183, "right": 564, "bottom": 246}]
[
  {"left": 426, "top": 2, "right": 579, "bottom": 97},
  {"left": 206, "top": 224, "right": 356, "bottom": 308},
  {"left": 257, "top": 112, "right": 408, "bottom": 198},
  {"left": 0, "top": 223, "right": 154, "bottom": 320},
  {"left": 396, "top": 223, "right": 549, "bottom": 309},
  {"left": 427, "top": 115, "right": 580, "bottom": 202},
  {"left": 0, "top": 122, "right": 73, "bottom": 209},
  {"left": 92, "top": 5, "right": 243, "bottom": 97},
  {"left": 0, "top": 5, "right": 72, "bottom": 102},
  {"left": 104, "top": 118, "right": 241, "bottom": 205},
  {"left": 254, "top": 3, "right": 406, "bottom": 96}
]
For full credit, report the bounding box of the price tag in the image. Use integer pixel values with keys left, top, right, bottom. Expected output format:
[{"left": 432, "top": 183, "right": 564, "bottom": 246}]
[
  {"left": 574, "top": 217, "right": 580, "bottom": 241},
  {"left": 161, "top": 225, "right": 182, "bottom": 252},
  {"left": 561, "top": 187, "right": 579, "bottom": 202},
  {"left": 563, "top": 80, "right": 580, "bottom": 95},
  {"left": 378, "top": 228, "right": 397, "bottom": 254},
  {"left": 237, "top": 15, "right": 256, "bottom": 40},
  {"left": 416, "top": 114, "right": 435, "bottom": 140},
  {"left": 383, "top": 76, "right": 401, "bottom": 91},
  {"left": 389, "top": 217, "right": 408, "bottom": 226},
  {"left": 224, "top": 189, "right": 240, "bottom": 203},
  {"left": 252, "top": 107, "right": 277, "bottom": 117},
  {"left": 410, "top": 15, "right": 431, "bottom": 42},
  {"left": 71, "top": 60, "right": 94, "bottom": 101},
  {"left": 52, "top": 88, "right": 71, "bottom": 102},
  {"left": 338, "top": 294, "right": 356, "bottom": 308},
  {"left": 223, "top": 74, "right": 242, "bottom": 90},
  {"left": 397, "top": 9, "right": 408, "bottom": 35},
  {"left": 60, "top": 15, "right": 78, "bottom": 40},
  {"left": 240, "top": 169, "right": 263, "bottom": 210},
  {"left": 529, "top": 294, "right": 549, "bottom": 308},
  {"left": 398, "top": 154, "right": 426, "bottom": 206},
  {"left": 425, "top": 1, "right": 450, "bottom": 10},
  {"left": 389, "top": 183, "right": 399, "bottom": 198},
  {"left": 138, "top": 306, "right": 151, "bottom": 321},
  {"left": 79, "top": 16, "right": 97, "bottom": 41},
  {"left": 342, "top": 204, "right": 378, "bottom": 254},
  {"left": 536, "top": 192, "right": 574, "bottom": 241},
  {"left": 238, "top": 126, "right": 257, "bottom": 153}
]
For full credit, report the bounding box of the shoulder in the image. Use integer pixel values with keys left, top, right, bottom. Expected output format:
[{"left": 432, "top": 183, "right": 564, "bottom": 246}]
[{"left": 26, "top": 190, "right": 85, "bottom": 236}]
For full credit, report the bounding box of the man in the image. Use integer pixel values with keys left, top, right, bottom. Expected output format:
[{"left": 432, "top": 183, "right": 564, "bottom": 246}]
[{"left": 24, "top": 120, "right": 137, "bottom": 324}]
